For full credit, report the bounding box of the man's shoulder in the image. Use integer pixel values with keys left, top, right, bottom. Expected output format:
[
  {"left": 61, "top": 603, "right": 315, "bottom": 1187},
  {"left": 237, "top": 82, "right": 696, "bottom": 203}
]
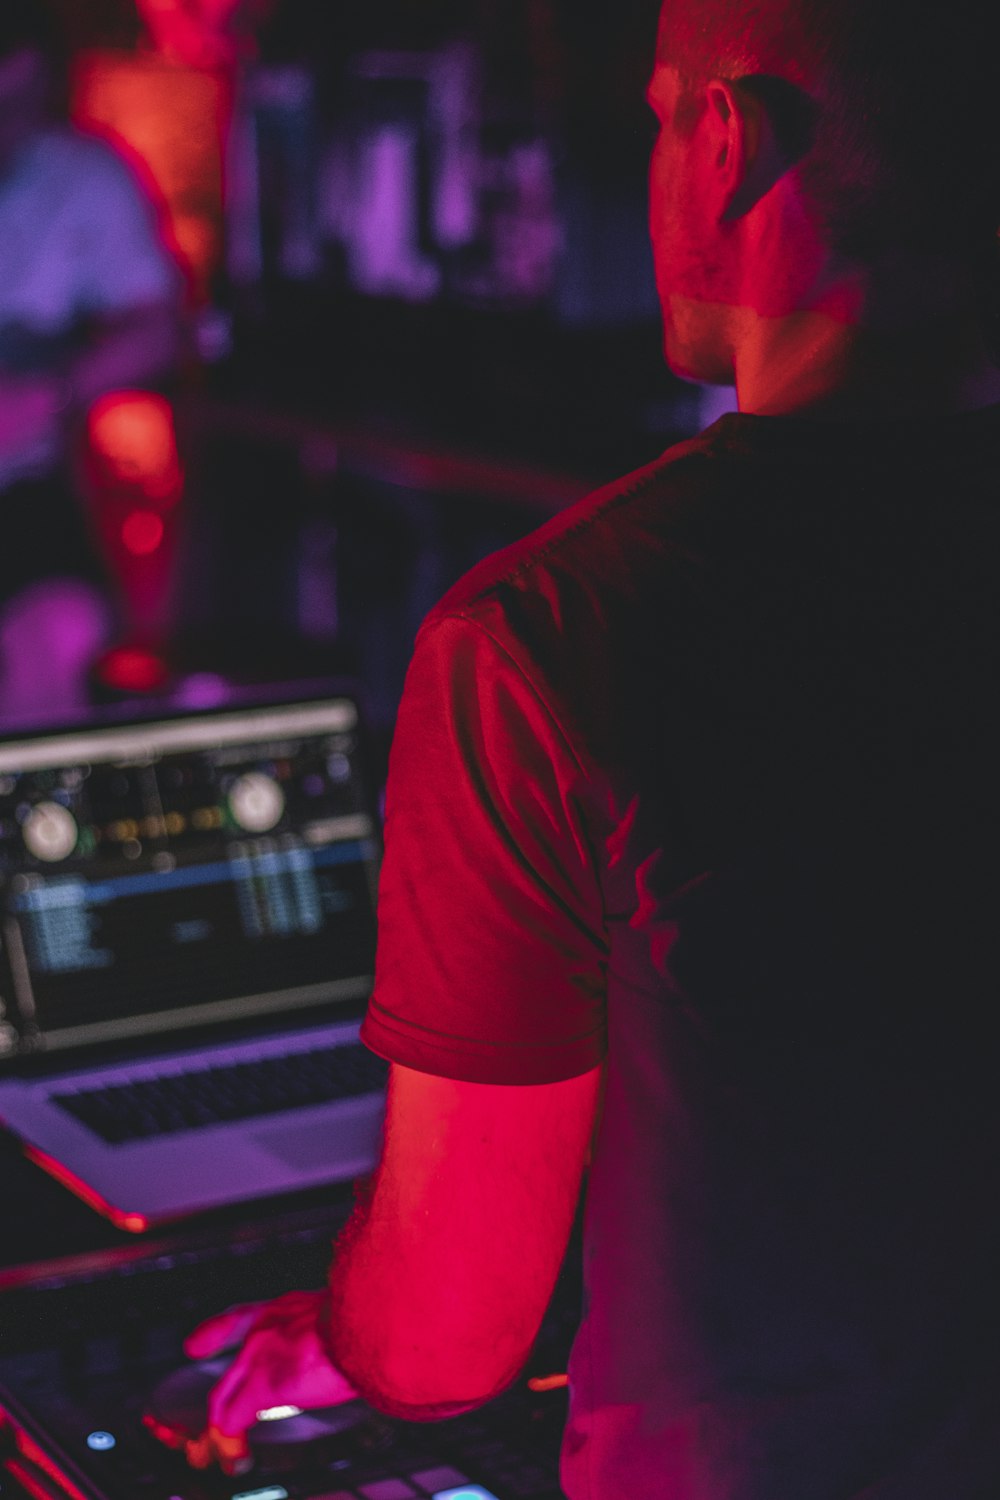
[{"left": 423, "top": 427, "right": 725, "bottom": 638}]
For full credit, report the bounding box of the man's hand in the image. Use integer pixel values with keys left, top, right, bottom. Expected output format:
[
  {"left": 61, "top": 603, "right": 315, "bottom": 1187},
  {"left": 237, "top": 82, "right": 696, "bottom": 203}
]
[{"left": 174, "top": 1290, "right": 360, "bottom": 1474}]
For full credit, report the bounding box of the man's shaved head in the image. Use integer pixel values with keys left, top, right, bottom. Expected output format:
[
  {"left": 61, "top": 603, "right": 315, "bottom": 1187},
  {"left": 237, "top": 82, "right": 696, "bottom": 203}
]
[{"left": 656, "top": 0, "right": 1000, "bottom": 268}]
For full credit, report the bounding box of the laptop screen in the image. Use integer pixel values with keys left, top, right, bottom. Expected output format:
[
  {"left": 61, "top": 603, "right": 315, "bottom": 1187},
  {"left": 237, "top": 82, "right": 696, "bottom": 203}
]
[{"left": 0, "top": 700, "right": 379, "bottom": 1064}]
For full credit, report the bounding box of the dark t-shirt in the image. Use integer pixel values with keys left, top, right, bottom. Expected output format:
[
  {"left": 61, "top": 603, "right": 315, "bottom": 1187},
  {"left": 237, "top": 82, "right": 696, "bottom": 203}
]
[{"left": 362, "top": 408, "right": 1000, "bottom": 1500}]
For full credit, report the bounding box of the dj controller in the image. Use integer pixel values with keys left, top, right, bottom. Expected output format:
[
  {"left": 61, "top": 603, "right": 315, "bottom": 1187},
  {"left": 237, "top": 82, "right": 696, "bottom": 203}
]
[{"left": 0, "top": 1202, "right": 579, "bottom": 1500}]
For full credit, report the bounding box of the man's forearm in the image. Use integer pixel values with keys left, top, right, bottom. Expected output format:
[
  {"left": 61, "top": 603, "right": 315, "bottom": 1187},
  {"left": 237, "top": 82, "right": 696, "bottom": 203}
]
[
  {"left": 323, "top": 1179, "right": 531, "bottom": 1421},
  {"left": 320, "top": 1063, "right": 599, "bottom": 1422}
]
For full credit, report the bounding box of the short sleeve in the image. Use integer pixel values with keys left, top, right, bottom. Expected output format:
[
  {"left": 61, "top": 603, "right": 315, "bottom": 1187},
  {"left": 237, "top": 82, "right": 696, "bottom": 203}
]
[
  {"left": 361, "top": 613, "right": 608, "bottom": 1084},
  {"left": 74, "top": 143, "right": 181, "bottom": 315}
]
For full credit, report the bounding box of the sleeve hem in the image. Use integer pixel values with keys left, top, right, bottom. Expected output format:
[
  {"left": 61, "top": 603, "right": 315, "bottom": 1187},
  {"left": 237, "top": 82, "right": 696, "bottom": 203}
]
[{"left": 361, "top": 1005, "right": 606, "bottom": 1086}]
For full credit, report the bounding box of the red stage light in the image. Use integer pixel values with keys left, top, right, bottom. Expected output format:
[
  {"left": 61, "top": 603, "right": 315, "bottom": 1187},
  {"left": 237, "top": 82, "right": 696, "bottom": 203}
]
[
  {"left": 122, "top": 510, "right": 166, "bottom": 556},
  {"left": 88, "top": 393, "right": 184, "bottom": 505},
  {"left": 71, "top": 53, "right": 233, "bottom": 304},
  {"left": 134, "top": 0, "right": 264, "bottom": 70},
  {"left": 96, "top": 646, "right": 171, "bottom": 694}
]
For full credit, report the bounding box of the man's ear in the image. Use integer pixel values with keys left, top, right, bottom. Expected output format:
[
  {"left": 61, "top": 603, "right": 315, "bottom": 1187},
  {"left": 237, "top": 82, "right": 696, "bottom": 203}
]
[{"left": 709, "top": 74, "right": 814, "bottom": 222}]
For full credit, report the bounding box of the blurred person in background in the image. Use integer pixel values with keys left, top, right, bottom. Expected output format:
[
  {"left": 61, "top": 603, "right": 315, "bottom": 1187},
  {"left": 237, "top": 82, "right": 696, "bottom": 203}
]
[
  {"left": 157, "top": 0, "right": 1000, "bottom": 1496},
  {"left": 0, "top": 0, "right": 181, "bottom": 724}
]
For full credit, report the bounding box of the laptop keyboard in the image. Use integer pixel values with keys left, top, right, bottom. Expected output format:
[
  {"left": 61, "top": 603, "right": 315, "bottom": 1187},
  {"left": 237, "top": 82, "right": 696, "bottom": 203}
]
[{"left": 52, "top": 1046, "right": 389, "bottom": 1144}]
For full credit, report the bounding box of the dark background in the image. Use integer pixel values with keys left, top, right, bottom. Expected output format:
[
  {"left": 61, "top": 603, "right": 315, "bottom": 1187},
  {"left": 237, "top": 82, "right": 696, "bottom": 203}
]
[{"left": 23, "top": 0, "right": 733, "bottom": 744}]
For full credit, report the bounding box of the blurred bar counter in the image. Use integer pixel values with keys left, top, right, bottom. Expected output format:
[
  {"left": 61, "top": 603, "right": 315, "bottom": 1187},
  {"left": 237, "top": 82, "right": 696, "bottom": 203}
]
[
  {"left": 193, "top": 293, "right": 696, "bottom": 473},
  {"left": 146, "top": 297, "right": 702, "bottom": 733}
]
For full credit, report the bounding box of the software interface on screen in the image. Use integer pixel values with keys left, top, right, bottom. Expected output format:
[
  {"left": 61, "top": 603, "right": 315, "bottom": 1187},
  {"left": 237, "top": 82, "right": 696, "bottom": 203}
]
[{"left": 0, "top": 704, "right": 379, "bottom": 1060}]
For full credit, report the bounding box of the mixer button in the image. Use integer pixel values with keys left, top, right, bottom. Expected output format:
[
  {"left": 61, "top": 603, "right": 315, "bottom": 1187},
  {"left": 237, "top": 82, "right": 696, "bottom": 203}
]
[{"left": 428, "top": 1489, "right": 501, "bottom": 1500}]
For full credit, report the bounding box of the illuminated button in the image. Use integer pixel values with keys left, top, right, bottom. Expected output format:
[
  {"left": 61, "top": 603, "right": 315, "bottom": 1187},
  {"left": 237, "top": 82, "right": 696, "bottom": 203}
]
[
  {"left": 255, "top": 1404, "right": 303, "bottom": 1422},
  {"left": 86, "top": 1431, "right": 116, "bottom": 1452},
  {"left": 23, "top": 801, "right": 78, "bottom": 862},
  {"left": 231, "top": 1488, "right": 289, "bottom": 1500},
  {"left": 228, "top": 772, "right": 285, "bottom": 833},
  {"left": 431, "top": 1489, "right": 501, "bottom": 1500}
]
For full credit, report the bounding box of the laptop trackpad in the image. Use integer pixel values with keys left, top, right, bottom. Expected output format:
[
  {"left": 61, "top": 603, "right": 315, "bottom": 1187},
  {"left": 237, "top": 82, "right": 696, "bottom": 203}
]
[{"left": 252, "top": 1110, "right": 380, "bottom": 1169}]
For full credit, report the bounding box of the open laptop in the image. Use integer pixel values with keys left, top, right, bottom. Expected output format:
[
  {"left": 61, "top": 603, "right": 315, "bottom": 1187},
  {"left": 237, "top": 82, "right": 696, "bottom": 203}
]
[{"left": 0, "top": 691, "right": 386, "bottom": 1231}]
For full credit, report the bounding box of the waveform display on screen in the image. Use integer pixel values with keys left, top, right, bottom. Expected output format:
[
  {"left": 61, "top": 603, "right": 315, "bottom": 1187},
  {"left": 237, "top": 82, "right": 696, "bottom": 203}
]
[{"left": 0, "top": 704, "right": 379, "bottom": 1060}]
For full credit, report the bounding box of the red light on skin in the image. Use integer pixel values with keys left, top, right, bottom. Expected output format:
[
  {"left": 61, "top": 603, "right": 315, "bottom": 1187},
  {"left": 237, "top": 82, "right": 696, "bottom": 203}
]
[
  {"left": 23, "top": 1143, "right": 150, "bottom": 1234},
  {"left": 122, "top": 509, "right": 166, "bottom": 556},
  {"left": 526, "top": 1373, "right": 569, "bottom": 1393}
]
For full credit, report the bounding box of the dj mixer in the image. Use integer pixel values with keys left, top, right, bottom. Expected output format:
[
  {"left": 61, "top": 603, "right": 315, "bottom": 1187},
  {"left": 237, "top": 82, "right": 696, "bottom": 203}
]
[{"left": 0, "top": 1203, "right": 579, "bottom": 1500}]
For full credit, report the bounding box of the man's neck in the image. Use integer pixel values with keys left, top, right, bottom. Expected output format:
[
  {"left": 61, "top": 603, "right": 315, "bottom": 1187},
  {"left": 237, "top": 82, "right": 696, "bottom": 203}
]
[{"left": 733, "top": 260, "right": 1000, "bottom": 421}]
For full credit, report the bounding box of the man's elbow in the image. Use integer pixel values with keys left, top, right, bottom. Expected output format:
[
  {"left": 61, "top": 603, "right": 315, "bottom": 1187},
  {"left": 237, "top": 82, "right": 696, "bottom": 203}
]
[
  {"left": 360, "top": 1369, "right": 522, "bottom": 1424},
  {"left": 326, "top": 1322, "right": 532, "bottom": 1422}
]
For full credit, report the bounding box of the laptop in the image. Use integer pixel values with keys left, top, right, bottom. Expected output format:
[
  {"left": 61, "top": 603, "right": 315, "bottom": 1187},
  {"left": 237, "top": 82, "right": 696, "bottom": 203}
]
[{"left": 0, "top": 691, "right": 386, "bottom": 1231}]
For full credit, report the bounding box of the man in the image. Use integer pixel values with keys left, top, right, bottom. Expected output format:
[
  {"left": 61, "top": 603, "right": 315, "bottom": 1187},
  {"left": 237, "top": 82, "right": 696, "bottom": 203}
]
[
  {"left": 0, "top": 1, "right": 181, "bottom": 722},
  {"left": 174, "top": 1, "right": 1000, "bottom": 1495}
]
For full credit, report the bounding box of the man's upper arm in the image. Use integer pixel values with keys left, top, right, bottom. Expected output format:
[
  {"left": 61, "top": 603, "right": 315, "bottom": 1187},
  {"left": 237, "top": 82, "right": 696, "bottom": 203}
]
[
  {"left": 362, "top": 612, "right": 608, "bottom": 1085},
  {"left": 328, "top": 1059, "right": 602, "bottom": 1413},
  {"left": 334, "top": 610, "right": 607, "bottom": 1411}
]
